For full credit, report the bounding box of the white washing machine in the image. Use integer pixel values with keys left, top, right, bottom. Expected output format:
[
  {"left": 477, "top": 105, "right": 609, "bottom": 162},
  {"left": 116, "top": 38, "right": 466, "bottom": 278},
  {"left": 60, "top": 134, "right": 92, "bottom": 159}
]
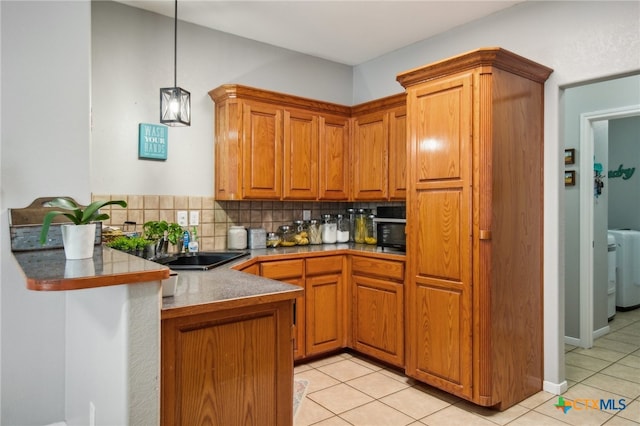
[
  {"left": 608, "top": 230, "right": 640, "bottom": 310},
  {"left": 607, "top": 233, "right": 616, "bottom": 320}
]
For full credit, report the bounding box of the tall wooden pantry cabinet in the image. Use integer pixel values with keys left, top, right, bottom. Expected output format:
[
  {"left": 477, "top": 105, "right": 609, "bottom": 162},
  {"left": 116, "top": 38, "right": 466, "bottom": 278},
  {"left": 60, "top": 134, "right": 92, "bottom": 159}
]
[{"left": 397, "top": 48, "right": 552, "bottom": 410}]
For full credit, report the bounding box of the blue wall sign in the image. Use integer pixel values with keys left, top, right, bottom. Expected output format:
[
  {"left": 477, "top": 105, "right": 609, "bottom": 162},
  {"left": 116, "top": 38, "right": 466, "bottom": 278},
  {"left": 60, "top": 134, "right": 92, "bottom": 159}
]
[{"left": 138, "top": 123, "right": 168, "bottom": 160}]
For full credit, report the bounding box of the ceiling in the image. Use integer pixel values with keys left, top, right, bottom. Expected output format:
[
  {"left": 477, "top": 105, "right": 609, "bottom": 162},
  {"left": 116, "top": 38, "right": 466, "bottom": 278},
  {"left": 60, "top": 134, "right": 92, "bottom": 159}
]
[{"left": 115, "top": 0, "right": 525, "bottom": 66}]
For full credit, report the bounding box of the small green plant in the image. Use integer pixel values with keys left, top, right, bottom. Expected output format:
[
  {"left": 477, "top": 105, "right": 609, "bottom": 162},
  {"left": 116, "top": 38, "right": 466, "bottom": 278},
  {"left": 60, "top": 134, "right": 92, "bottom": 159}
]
[
  {"left": 106, "top": 236, "right": 136, "bottom": 252},
  {"left": 143, "top": 220, "right": 183, "bottom": 246},
  {"left": 40, "top": 197, "right": 127, "bottom": 245}
]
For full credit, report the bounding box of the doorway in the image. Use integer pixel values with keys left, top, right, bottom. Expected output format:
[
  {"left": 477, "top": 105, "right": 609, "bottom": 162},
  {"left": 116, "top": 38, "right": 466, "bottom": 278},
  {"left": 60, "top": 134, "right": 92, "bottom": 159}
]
[{"left": 578, "top": 105, "right": 640, "bottom": 348}]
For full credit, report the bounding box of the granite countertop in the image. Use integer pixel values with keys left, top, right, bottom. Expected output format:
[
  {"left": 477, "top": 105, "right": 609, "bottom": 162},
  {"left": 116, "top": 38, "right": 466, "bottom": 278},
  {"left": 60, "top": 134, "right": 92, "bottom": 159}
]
[
  {"left": 12, "top": 245, "right": 170, "bottom": 291},
  {"left": 161, "top": 243, "right": 404, "bottom": 318}
]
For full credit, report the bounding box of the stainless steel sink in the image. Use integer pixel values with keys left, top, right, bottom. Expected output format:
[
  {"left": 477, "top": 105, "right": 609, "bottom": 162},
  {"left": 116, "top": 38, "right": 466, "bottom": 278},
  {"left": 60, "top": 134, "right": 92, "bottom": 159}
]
[{"left": 155, "top": 251, "right": 249, "bottom": 270}]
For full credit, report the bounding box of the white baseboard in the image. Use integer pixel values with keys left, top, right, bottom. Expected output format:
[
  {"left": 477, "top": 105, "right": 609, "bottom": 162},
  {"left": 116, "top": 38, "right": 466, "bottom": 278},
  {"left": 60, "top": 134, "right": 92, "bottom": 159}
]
[
  {"left": 543, "top": 380, "right": 568, "bottom": 395},
  {"left": 593, "top": 325, "right": 610, "bottom": 340},
  {"left": 564, "top": 336, "right": 581, "bottom": 347}
]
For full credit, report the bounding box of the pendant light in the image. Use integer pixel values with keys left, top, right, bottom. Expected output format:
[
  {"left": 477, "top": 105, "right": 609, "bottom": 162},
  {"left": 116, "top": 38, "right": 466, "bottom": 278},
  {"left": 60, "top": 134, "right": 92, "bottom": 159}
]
[{"left": 160, "top": 0, "right": 190, "bottom": 126}]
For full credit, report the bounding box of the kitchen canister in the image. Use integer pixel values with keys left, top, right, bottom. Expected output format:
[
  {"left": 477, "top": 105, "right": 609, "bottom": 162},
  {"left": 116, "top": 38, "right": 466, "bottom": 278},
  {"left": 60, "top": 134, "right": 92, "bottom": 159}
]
[
  {"left": 247, "top": 228, "right": 267, "bottom": 249},
  {"left": 228, "top": 226, "right": 248, "bottom": 250}
]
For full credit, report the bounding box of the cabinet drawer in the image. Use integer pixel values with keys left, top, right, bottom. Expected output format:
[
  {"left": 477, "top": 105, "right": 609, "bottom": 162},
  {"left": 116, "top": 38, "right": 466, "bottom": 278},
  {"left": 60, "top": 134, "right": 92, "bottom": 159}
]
[
  {"left": 351, "top": 256, "right": 404, "bottom": 282},
  {"left": 260, "top": 259, "right": 304, "bottom": 280},
  {"left": 306, "top": 256, "right": 343, "bottom": 276}
]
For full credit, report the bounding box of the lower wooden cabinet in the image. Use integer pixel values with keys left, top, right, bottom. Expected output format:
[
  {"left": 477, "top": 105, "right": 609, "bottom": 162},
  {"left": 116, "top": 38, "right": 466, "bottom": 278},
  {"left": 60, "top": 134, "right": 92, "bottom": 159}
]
[
  {"left": 351, "top": 255, "right": 404, "bottom": 367},
  {"left": 305, "top": 256, "right": 346, "bottom": 355},
  {"left": 161, "top": 300, "right": 295, "bottom": 426},
  {"left": 259, "top": 256, "right": 346, "bottom": 360},
  {"left": 260, "top": 259, "right": 306, "bottom": 359}
]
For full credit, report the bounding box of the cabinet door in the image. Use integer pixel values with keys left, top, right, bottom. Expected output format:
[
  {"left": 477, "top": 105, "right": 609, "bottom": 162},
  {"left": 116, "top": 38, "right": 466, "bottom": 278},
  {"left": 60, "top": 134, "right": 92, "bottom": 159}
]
[
  {"left": 242, "top": 101, "right": 283, "bottom": 199},
  {"left": 352, "top": 111, "right": 389, "bottom": 200},
  {"left": 305, "top": 256, "right": 345, "bottom": 355},
  {"left": 260, "top": 259, "right": 305, "bottom": 360},
  {"left": 388, "top": 106, "right": 407, "bottom": 199},
  {"left": 283, "top": 109, "right": 318, "bottom": 200},
  {"left": 352, "top": 274, "right": 404, "bottom": 367},
  {"left": 319, "top": 115, "right": 350, "bottom": 200},
  {"left": 405, "top": 72, "right": 473, "bottom": 399},
  {"left": 161, "top": 301, "right": 294, "bottom": 426}
]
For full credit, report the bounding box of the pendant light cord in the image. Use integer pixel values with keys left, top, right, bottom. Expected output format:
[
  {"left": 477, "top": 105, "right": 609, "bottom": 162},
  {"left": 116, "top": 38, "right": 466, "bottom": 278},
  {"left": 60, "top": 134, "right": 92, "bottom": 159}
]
[{"left": 173, "top": 0, "right": 178, "bottom": 87}]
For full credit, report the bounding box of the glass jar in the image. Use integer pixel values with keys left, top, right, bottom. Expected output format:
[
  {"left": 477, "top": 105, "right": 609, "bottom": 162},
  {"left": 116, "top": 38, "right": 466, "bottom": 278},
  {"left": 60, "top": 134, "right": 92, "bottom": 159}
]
[
  {"left": 293, "top": 220, "right": 309, "bottom": 245},
  {"left": 346, "top": 208, "right": 356, "bottom": 243},
  {"left": 307, "top": 219, "right": 323, "bottom": 245},
  {"left": 365, "top": 214, "right": 377, "bottom": 245},
  {"left": 277, "top": 225, "right": 297, "bottom": 247},
  {"left": 354, "top": 209, "right": 366, "bottom": 243},
  {"left": 321, "top": 214, "right": 337, "bottom": 244},
  {"left": 336, "top": 214, "right": 349, "bottom": 243},
  {"left": 266, "top": 232, "right": 281, "bottom": 248}
]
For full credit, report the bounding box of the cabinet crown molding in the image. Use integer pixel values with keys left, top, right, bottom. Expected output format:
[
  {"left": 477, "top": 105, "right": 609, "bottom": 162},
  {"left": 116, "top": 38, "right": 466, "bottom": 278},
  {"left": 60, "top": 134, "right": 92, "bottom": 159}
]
[
  {"left": 208, "top": 84, "right": 352, "bottom": 116},
  {"left": 396, "top": 47, "right": 553, "bottom": 88}
]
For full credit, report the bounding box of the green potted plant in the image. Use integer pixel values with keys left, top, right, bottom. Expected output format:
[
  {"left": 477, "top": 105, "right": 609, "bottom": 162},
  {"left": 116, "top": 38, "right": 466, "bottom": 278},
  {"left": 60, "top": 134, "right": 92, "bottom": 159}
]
[
  {"left": 143, "top": 220, "right": 184, "bottom": 256},
  {"left": 39, "top": 197, "right": 127, "bottom": 259}
]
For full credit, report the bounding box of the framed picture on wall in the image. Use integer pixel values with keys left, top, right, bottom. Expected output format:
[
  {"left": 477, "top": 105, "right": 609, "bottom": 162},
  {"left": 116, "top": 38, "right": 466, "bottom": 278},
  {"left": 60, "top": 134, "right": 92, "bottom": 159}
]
[
  {"left": 564, "top": 148, "right": 575, "bottom": 165},
  {"left": 565, "top": 170, "right": 576, "bottom": 186}
]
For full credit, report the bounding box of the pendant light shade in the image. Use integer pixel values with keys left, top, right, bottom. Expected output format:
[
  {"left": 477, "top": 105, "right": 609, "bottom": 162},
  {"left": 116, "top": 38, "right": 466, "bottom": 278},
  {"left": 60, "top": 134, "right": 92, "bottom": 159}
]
[{"left": 160, "top": 0, "right": 190, "bottom": 126}]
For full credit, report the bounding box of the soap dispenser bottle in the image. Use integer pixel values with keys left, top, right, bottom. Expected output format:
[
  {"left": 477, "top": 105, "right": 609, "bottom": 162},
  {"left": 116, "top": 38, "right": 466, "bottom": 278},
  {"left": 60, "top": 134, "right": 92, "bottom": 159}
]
[
  {"left": 182, "top": 228, "right": 190, "bottom": 253},
  {"left": 188, "top": 226, "right": 199, "bottom": 253}
]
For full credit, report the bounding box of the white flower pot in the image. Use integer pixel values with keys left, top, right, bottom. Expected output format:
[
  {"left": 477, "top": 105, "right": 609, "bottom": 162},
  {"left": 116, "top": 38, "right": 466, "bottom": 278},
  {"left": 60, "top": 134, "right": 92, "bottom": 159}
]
[{"left": 61, "top": 223, "right": 96, "bottom": 259}]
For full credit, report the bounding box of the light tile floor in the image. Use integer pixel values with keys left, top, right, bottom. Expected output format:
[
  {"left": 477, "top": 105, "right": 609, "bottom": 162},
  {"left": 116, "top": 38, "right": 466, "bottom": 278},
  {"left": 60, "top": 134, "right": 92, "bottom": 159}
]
[{"left": 294, "top": 309, "right": 640, "bottom": 425}]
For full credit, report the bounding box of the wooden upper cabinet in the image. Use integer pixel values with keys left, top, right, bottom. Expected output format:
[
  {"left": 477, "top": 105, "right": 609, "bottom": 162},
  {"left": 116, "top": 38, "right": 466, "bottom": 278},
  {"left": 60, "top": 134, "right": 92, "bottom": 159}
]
[
  {"left": 283, "top": 109, "right": 318, "bottom": 200},
  {"left": 352, "top": 111, "right": 389, "bottom": 200},
  {"left": 398, "top": 47, "right": 552, "bottom": 410},
  {"left": 209, "top": 85, "right": 351, "bottom": 201},
  {"left": 319, "top": 115, "right": 350, "bottom": 200},
  {"left": 210, "top": 85, "right": 406, "bottom": 201},
  {"left": 388, "top": 106, "right": 407, "bottom": 199},
  {"left": 351, "top": 94, "right": 407, "bottom": 201},
  {"left": 242, "top": 101, "right": 283, "bottom": 199}
]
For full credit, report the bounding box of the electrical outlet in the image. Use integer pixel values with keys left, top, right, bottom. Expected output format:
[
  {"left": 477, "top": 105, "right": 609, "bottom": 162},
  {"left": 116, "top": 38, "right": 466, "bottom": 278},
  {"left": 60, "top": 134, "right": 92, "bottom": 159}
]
[
  {"left": 177, "top": 211, "right": 188, "bottom": 226},
  {"left": 189, "top": 210, "right": 200, "bottom": 226},
  {"left": 302, "top": 210, "right": 311, "bottom": 220}
]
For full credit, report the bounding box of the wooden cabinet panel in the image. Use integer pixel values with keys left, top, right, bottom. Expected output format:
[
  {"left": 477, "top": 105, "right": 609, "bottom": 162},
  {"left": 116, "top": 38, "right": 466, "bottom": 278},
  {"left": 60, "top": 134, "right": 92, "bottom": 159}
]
[
  {"left": 305, "top": 256, "right": 345, "bottom": 355},
  {"left": 260, "top": 259, "right": 305, "bottom": 359},
  {"left": 388, "top": 107, "right": 407, "bottom": 199},
  {"left": 319, "top": 115, "right": 350, "bottom": 200},
  {"left": 242, "top": 102, "right": 283, "bottom": 199},
  {"left": 352, "top": 273, "right": 404, "bottom": 367},
  {"left": 352, "top": 111, "right": 388, "bottom": 200},
  {"left": 404, "top": 71, "right": 473, "bottom": 399},
  {"left": 351, "top": 255, "right": 404, "bottom": 281},
  {"left": 283, "top": 109, "right": 318, "bottom": 200},
  {"left": 162, "top": 301, "right": 294, "bottom": 426},
  {"left": 306, "top": 272, "right": 344, "bottom": 355}
]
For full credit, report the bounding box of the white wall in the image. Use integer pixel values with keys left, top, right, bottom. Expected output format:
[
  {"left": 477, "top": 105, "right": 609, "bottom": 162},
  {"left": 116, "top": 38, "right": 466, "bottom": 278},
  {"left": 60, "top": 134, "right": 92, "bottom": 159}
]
[
  {"left": 353, "top": 0, "right": 640, "bottom": 393},
  {"left": 609, "top": 116, "right": 640, "bottom": 230},
  {"left": 1, "top": 1, "right": 91, "bottom": 424},
  {"left": 90, "top": 1, "right": 353, "bottom": 196}
]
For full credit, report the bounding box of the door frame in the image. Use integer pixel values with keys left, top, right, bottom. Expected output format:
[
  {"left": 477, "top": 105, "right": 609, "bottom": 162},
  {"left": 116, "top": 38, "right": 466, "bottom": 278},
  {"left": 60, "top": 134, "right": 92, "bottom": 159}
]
[{"left": 578, "top": 104, "right": 640, "bottom": 348}]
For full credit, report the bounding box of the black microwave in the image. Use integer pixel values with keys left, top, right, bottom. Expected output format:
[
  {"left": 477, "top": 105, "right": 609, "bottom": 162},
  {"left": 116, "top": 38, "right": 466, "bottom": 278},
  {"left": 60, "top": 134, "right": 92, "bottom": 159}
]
[{"left": 374, "top": 206, "right": 406, "bottom": 252}]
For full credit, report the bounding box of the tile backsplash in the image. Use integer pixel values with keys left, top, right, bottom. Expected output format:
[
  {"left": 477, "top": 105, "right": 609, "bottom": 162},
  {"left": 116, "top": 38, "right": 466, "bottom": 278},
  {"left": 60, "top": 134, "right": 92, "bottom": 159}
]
[{"left": 93, "top": 194, "right": 403, "bottom": 252}]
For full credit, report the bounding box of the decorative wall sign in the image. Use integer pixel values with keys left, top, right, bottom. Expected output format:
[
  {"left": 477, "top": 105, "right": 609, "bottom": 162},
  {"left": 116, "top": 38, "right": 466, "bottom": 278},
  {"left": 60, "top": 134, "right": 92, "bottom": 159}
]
[
  {"left": 565, "top": 170, "right": 576, "bottom": 186},
  {"left": 138, "top": 123, "right": 168, "bottom": 160},
  {"left": 608, "top": 164, "right": 636, "bottom": 180},
  {"left": 564, "top": 148, "right": 575, "bottom": 165}
]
